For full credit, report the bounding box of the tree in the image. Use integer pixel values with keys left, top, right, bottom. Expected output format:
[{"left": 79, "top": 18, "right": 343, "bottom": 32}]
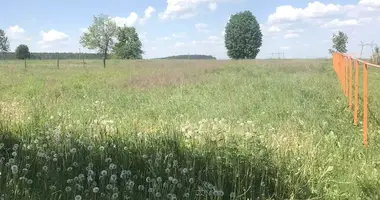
[
  {"left": 80, "top": 14, "right": 118, "bottom": 68},
  {"left": 224, "top": 11, "right": 263, "bottom": 59},
  {"left": 113, "top": 26, "right": 144, "bottom": 59},
  {"left": 15, "top": 44, "right": 30, "bottom": 60},
  {"left": 329, "top": 31, "right": 348, "bottom": 54},
  {"left": 0, "top": 29, "right": 10, "bottom": 60}
]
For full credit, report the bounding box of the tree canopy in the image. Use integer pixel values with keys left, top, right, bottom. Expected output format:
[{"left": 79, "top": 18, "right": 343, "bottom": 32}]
[
  {"left": 329, "top": 31, "right": 348, "bottom": 54},
  {"left": 15, "top": 44, "right": 30, "bottom": 60},
  {"left": 0, "top": 29, "right": 10, "bottom": 53},
  {"left": 224, "top": 11, "right": 263, "bottom": 59},
  {"left": 80, "top": 14, "right": 118, "bottom": 68},
  {"left": 113, "top": 26, "right": 143, "bottom": 59}
]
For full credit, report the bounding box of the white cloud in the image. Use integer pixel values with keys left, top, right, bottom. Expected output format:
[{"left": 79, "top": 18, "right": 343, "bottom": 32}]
[
  {"left": 268, "top": 1, "right": 354, "bottom": 24},
  {"left": 268, "top": 25, "right": 281, "bottom": 33},
  {"left": 208, "top": 36, "right": 220, "bottom": 40},
  {"left": 359, "top": 0, "right": 380, "bottom": 7},
  {"left": 151, "top": 47, "right": 157, "bottom": 51},
  {"left": 284, "top": 33, "right": 299, "bottom": 39},
  {"left": 157, "top": 36, "right": 171, "bottom": 41},
  {"left": 38, "top": 29, "right": 69, "bottom": 49},
  {"left": 113, "top": 13, "right": 139, "bottom": 27},
  {"left": 6, "top": 25, "right": 30, "bottom": 40},
  {"left": 140, "top": 6, "right": 156, "bottom": 25},
  {"left": 209, "top": 2, "right": 217, "bottom": 11},
  {"left": 280, "top": 46, "right": 290, "bottom": 50},
  {"left": 159, "top": 0, "right": 235, "bottom": 19},
  {"left": 322, "top": 19, "right": 359, "bottom": 28},
  {"left": 195, "top": 23, "right": 209, "bottom": 33},
  {"left": 172, "top": 32, "right": 187, "bottom": 38},
  {"left": 174, "top": 42, "right": 185, "bottom": 47},
  {"left": 287, "top": 29, "right": 304, "bottom": 33}
]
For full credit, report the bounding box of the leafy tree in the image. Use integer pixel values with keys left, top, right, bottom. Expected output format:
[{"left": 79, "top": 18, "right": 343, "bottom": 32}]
[
  {"left": 0, "top": 29, "right": 10, "bottom": 59},
  {"left": 15, "top": 44, "right": 30, "bottom": 60},
  {"left": 113, "top": 26, "right": 144, "bottom": 59},
  {"left": 329, "top": 31, "right": 348, "bottom": 54},
  {"left": 224, "top": 11, "right": 263, "bottom": 59},
  {"left": 80, "top": 14, "right": 118, "bottom": 68}
]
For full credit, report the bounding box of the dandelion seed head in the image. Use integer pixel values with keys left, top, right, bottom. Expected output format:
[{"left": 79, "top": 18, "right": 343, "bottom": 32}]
[
  {"left": 42, "top": 166, "right": 48, "bottom": 171},
  {"left": 106, "top": 184, "right": 113, "bottom": 190},
  {"left": 138, "top": 185, "right": 144, "bottom": 191},
  {"left": 11, "top": 152, "right": 17, "bottom": 157},
  {"left": 111, "top": 193, "right": 118, "bottom": 199},
  {"left": 75, "top": 195, "right": 82, "bottom": 200},
  {"left": 65, "top": 186, "right": 72, "bottom": 192},
  {"left": 93, "top": 187, "right": 99, "bottom": 193},
  {"left": 70, "top": 148, "right": 77, "bottom": 154},
  {"left": 99, "top": 146, "right": 105, "bottom": 151},
  {"left": 101, "top": 170, "right": 107, "bottom": 176},
  {"left": 11, "top": 165, "right": 18, "bottom": 174}
]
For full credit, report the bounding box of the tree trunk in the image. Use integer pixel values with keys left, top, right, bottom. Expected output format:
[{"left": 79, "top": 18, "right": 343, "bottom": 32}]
[{"left": 103, "top": 57, "right": 106, "bottom": 68}]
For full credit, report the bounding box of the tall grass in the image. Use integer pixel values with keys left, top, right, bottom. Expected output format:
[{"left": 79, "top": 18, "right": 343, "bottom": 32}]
[{"left": 0, "top": 59, "right": 380, "bottom": 199}]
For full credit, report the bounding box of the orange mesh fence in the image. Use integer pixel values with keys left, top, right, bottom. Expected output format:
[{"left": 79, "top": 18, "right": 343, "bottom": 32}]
[{"left": 332, "top": 52, "right": 380, "bottom": 147}]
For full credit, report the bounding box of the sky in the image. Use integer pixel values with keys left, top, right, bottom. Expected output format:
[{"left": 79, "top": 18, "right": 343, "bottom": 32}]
[{"left": 1, "top": 0, "right": 380, "bottom": 59}]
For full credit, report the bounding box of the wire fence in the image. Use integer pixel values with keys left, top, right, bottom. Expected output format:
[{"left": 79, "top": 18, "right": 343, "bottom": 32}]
[{"left": 333, "top": 52, "right": 380, "bottom": 147}]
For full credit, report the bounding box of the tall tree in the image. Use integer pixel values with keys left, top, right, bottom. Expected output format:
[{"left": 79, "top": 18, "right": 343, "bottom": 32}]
[
  {"left": 80, "top": 14, "right": 118, "bottom": 68},
  {"left": 224, "top": 11, "right": 263, "bottom": 59},
  {"left": 0, "top": 29, "right": 10, "bottom": 60},
  {"left": 329, "top": 31, "right": 348, "bottom": 54},
  {"left": 15, "top": 44, "right": 30, "bottom": 60},
  {"left": 113, "top": 26, "right": 144, "bottom": 59}
]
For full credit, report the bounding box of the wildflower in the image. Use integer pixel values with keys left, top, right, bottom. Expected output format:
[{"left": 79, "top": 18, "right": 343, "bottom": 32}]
[
  {"left": 22, "top": 168, "right": 28, "bottom": 174},
  {"left": 11, "top": 152, "right": 17, "bottom": 157},
  {"left": 173, "top": 160, "right": 178, "bottom": 166},
  {"left": 26, "top": 156, "right": 30, "bottom": 160},
  {"left": 182, "top": 168, "right": 188, "bottom": 174},
  {"left": 70, "top": 148, "right": 77, "bottom": 154},
  {"left": 93, "top": 187, "right": 99, "bottom": 193},
  {"left": 105, "top": 158, "right": 112, "bottom": 163},
  {"left": 111, "top": 193, "right": 118, "bottom": 199},
  {"left": 109, "top": 163, "right": 117, "bottom": 170},
  {"left": 177, "top": 183, "right": 182, "bottom": 188},
  {"left": 11, "top": 165, "right": 18, "bottom": 174},
  {"left": 138, "top": 185, "right": 144, "bottom": 191},
  {"left": 106, "top": 184, "right": 113, "bottom": 190},
  {"left": 99, "top": 146, "right": 105, "bottom": 151},
  {"left": 230, "top": 192, "right": 236, "bottom": 198},
  {"left": 189, "top": 178, "right": 194, "bottom": 184},
  {"left": 75, "top": 195, "right": 82, "bottom": 200},
  {"left": 42, "top": 166, "right": 48, "bottom": 171},
  {"left": 78, "top": 174, "right": 85, "bottom": 181},
  {"left": 155, "top": 192, "right": 162, "bottom": 198},
  {"left": 67, "top": 167, "right": 73, "bottom": 172},
  {"left": 72, "top": 162, "right": 79, "bottom": 167},
  {"left": 27, "top": 179, "right": 33, "bottom": 185},
  {"left": 65, "top": 186, "right": 72, "bottom": 192},
  {"left": 101, "top": 170, "right": 107, "bottom": 176},
  {"left": 88, "top": 170, "right": 94, "bottom": 176},
  {"left": 172, "top": 178, "right": 178, "bottom": 185},
  {"left": 110, "top": 174, "right": 117, "bottom": 183},
  {"left": 25, "top": 164, "right": 30, "bottom": 169},
  {"left": 183, "top": 193, "right": 190, "bottom": 198},
  {"left": 9, "top": 158, "right": 15, "bottom": 164},
  {"left": 87, "top": 146, "right": 93, "bottom": 151},
  {"left": 148, "top": 188, "right": 153, "bottom": 193},
  {"left": 165, "top": 168, "right": 170, "bottom": 173},
  {"left": 156, "top": 177, "right": 162, "bottom": 183},
  {"left": 67, "top": 179, "right": 73, "bottom": 184},
  {"left": 13, "top": 144, "right": 19, "bottom": 150}
]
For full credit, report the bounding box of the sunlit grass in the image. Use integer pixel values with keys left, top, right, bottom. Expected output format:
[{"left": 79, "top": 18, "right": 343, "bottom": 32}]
[{"left": 0, "top": 59, "right": 380, "bottom": 199}]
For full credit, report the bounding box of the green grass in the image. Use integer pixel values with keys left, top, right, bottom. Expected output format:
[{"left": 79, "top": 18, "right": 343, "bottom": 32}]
[{"left": 0, "top": 59, "right": 380, "bottom": 200}]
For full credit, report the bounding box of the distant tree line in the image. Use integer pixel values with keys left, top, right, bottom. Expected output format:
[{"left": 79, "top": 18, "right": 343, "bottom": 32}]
[
  {"left": 156, "top": 55, "right": 216, "bottom": 60},
  {"left": 1, "top": 52, "right": 102, "bottom": 60}
]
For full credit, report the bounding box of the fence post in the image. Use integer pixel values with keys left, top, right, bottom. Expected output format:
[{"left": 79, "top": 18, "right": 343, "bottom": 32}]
[
  {"left": 354, "top": 60, "right": 359, "bottom": 125},
  {"left": 363, "top": 62, "right": 368, "bottom": 147},
  {"left": 349, "top": 57, "right": 352, "bottom": 109}
]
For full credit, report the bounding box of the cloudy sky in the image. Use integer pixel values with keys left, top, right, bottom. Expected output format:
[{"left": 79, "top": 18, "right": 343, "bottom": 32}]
[{"left": 1, "top": 0, "right": 379, "bottom": 59}]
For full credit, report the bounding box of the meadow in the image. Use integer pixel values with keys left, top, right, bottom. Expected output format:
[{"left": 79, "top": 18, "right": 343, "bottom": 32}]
[{"left": 0, "top": 59, "right": 380, "bottom": 200}]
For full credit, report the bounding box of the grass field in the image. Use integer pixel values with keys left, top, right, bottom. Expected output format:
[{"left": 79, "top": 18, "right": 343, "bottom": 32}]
[{"left": 1, "top": 59, "right": 380, "bottom": 200}]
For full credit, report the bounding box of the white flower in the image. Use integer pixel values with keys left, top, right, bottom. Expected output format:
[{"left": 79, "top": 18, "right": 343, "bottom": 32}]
[{"left": 11, "top": 165, "right": 18, "bottom": 174}]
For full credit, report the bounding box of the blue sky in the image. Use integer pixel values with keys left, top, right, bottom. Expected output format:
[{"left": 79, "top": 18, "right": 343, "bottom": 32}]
[{"left": 1, "top": 0, "right": 380, "bottom": 59}]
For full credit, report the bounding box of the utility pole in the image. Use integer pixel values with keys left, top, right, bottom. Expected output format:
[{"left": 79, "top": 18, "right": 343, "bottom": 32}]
[
  {"left": 359, "top": 41, "right": 376, "bottom": 59},
  {"left": 272, "top": 52, "right": 284, "bottom": 59}
]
